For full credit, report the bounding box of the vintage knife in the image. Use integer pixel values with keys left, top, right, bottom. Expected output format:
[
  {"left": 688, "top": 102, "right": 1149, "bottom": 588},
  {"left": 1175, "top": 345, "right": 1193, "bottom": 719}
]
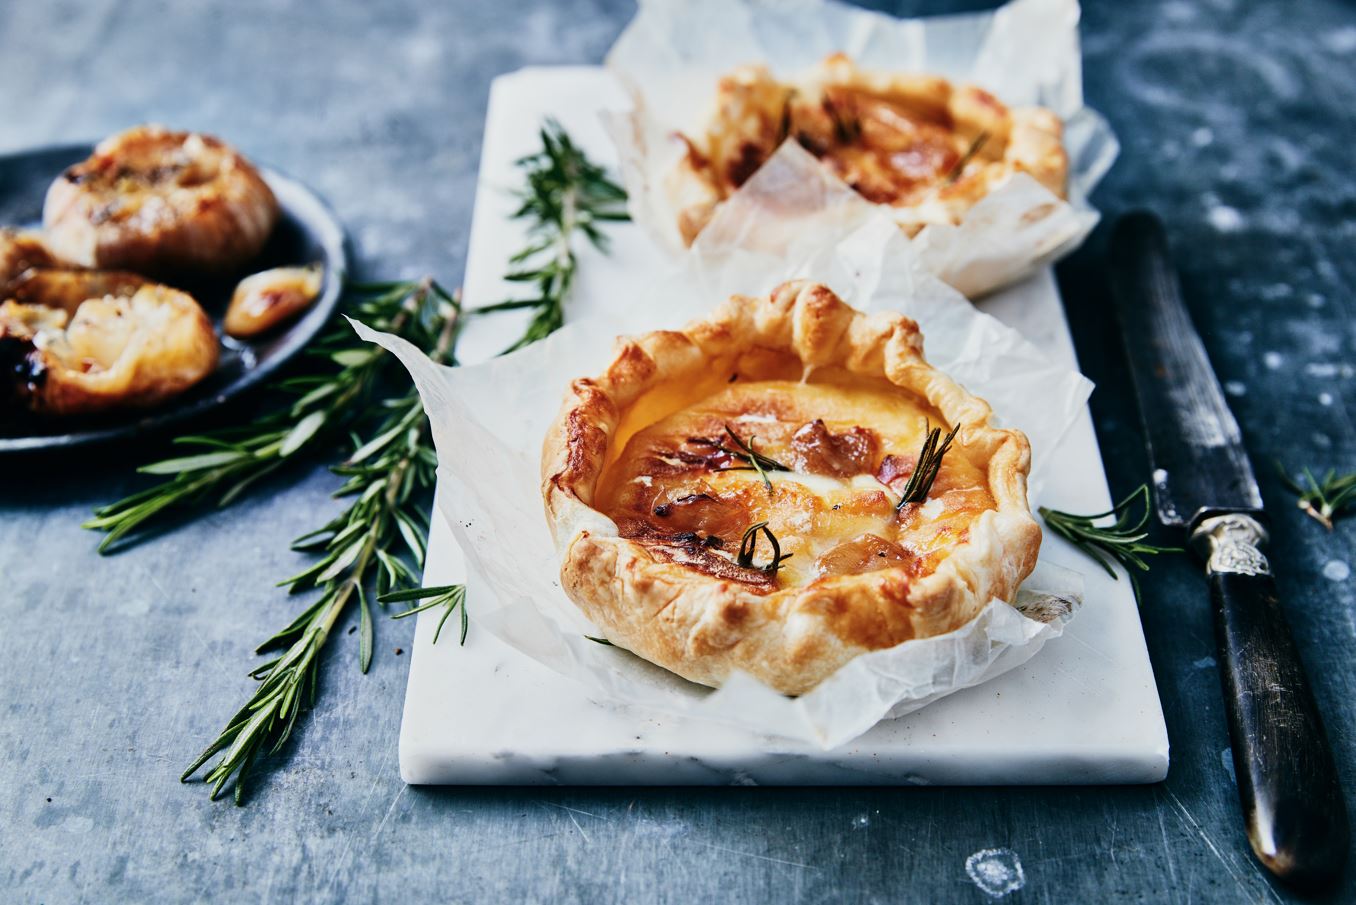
[{"left": 1109, "top": 211, "right": 1348, "bottom": 889}]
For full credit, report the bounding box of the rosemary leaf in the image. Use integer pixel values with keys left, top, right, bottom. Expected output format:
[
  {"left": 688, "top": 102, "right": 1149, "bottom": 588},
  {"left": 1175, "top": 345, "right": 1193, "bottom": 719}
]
[
  {"left": 1277, "top": 462, "right": 1356, "bottom": 530},
  {"left": 85, "top": 279, "right": 457, "bottom": 553},
  {"left": 735, "top": 521, "right": 793, "bottom": 576},
  {"left": 474, "top": 118, "right": 628, "bottom": 355},
  {"left": 895, "top": 423, "right": 959, "bottom": 509},
  {"left": 1039, "top": 484, "right": 1180, "bottom": 594},
  {"left": 177, "top": 120, "right": 628, "bottom": 804}
]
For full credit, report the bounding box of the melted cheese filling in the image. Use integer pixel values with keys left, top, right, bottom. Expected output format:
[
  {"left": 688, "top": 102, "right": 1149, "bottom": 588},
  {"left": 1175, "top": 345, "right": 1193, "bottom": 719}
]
[{"left": 596, "top": 373, "right": 995, "bottom": 591}]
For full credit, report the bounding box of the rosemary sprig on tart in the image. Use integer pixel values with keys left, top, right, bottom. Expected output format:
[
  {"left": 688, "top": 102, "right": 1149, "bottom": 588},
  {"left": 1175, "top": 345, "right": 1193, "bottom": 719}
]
[
  {"left": 895, "top": 422, "right": 960, "bottom": 509},
  {"left": 1039, "top": 484, "right": 1180, "bottom": 590},
  {"left": 712, "top": 423, "right": 791, "bottom": 491},
  {"left": 1276, "top": 463, "right": 1356, "bottom": 530},
  {"left": 944, "top": 130, "right": 990, "bottom": 184},
  {"left": 736, "top": 521, "right": 794, "bottom": 576}
]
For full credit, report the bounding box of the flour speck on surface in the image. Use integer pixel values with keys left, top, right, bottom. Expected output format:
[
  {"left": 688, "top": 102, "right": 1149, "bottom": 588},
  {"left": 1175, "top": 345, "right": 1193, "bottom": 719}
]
[
  {"left": 965, "top": 848, "right": 1026, "bottom": 898},
  {"left": 1262, "top": 351, "right": 1283, "bottom": 370},
  {"left": 1206, "top": 204, "right": 1245, "bottom": 232},
  {"left": 1224, "top": 380, "right": 1246, "bottom": 397},
  {"left": 1323, "top": 560, "right": 1350, "bottom": 583}
]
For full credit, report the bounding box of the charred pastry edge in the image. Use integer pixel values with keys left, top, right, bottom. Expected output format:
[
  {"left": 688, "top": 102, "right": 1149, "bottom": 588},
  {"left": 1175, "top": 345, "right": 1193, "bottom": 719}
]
[
  {"left": 540, "top": 281, "right": 1042, "bottom": 695},
  {"left": 671, "top": 54, "right": 1070, "bottom": 247}
]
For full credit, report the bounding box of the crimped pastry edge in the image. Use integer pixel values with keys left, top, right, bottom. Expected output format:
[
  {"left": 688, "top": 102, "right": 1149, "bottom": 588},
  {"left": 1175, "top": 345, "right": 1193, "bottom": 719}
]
[
  {"left": 673, "top": 55, "right": 1070, "bottom": 247},
  {"left": 541, "top": 281, "right": 1040, "bottom": 694}
]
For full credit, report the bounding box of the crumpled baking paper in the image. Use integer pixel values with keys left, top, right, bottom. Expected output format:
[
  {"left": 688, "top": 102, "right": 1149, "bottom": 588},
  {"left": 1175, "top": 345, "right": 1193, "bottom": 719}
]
[
  {"left": 604, "top": 0, "right": 1118, "bottom": 298},
  {"left": 355, "top": 143, "right": 1093, "bottom": 748}
]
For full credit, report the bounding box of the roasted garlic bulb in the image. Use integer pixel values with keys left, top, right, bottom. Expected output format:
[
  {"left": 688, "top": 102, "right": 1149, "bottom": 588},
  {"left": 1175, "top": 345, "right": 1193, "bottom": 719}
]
[
  {"left": 42, "top": 125, "right": 279, "bottom": 277},
  {"left": 0, "top": 272, "right": 218, "bottom": 416},
  {"left": 0, "top": 228, "right": 57, "bottom": 292},
  {"left": 224, "top": 264, "right": 322, "bottom": 338}
]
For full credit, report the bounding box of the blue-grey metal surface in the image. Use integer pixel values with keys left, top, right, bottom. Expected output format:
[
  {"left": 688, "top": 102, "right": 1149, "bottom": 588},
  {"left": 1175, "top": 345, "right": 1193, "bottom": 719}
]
[{"left": 1, "top": 1, "right": 1353, "bottom": 903}]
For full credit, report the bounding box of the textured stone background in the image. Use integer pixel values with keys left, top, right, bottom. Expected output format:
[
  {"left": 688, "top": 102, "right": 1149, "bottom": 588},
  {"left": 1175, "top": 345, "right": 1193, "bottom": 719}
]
[{"left": 1, "top": 0, "right": 1353, "bottom": 902}]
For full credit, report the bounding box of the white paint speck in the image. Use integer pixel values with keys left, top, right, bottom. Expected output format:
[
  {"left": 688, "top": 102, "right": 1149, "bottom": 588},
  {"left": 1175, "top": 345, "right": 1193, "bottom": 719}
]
[
  {"left": 1190, "top": 126, "right": 1213, "bottom": 147},
  {"left": 1305, "top": 362, "right": 1354, "bottom": 379},
  {"left": 1221, "top": 748, "right": 1236, "bottom": 784},
  {"left": 1162, "top": 1, "right": 1195, "bottom": 22},
  {"left": 1193, "top": 656, "right": 1216, "bottom": 669},
  {"left": 1319, "top": 392, "right": 1334, "bottom": 406},
  {"left": 1263, "top": 352, "right": 1283, "bottom": 370},
  {"left": 1207, "top": 204, "right": 1245, "bottom": 232},
  {"left": 1224, "top": 380, "right": 1246, "bottom": 397},
  {"left": 1324, "top": 561, "right": 1350, "bottom": 583},
  {"left": 1153, "top": 468, "right": 1169, "bottom": 487},
  {"left": 1258, "top": 283, "right": 1292, "bottom": 301},
  {"left": 1306, "top": 293, "right": 1326, "bottom": 309},
  {"left": 1323, "top": 27, "right": 1356, "bottom": 53},
  {"left": 852, "top": 814, "right": 870, "bottom": 829},
  {"left": 966, "top": 849, "right": 1026, "bottom": 898}
]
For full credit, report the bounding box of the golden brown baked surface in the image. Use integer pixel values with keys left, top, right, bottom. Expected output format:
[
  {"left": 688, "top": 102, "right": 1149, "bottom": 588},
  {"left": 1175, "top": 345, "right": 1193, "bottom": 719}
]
[
  {"left": 0, "top": 270, "right": 218, "bottom": 416},
  {"left": 673, "top": 54, "right": 1069, "bottom": 245},
  {"left": 42, "top": 125, "right": 279, "bottom": 277},
  {"left": 224, "top": 264, "right": 323, "bottom": 338},
  {"left": 541, "top": 281, "right": 1041, "bottom": 694}
]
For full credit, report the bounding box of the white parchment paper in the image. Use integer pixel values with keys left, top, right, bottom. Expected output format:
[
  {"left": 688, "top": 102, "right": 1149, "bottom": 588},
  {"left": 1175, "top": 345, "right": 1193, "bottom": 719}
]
[
  {"left": 605, "top": 0, "right": 1118, "bottom": 298},
  {"left": 356, "top": 147, "right": 1094, "bottom": 748}
]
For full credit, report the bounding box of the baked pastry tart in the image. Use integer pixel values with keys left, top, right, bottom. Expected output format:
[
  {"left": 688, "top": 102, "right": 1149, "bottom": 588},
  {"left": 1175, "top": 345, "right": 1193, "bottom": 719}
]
[
  {"left": 672, "top": 54, "right": 1069, "bottom": 246},
  {"left": 42, "top": 125, "right": 279, "bottom": 277},
  {"left": 542, "top": 281, "right": 1040, "bottom": 694},
  {"left": 0, "top": 269, "right": 218, "bottom": 416}
]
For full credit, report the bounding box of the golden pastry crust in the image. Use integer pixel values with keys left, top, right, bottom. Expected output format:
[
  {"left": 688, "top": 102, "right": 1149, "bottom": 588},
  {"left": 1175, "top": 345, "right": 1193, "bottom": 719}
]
[
  {"left": 0, "top": 271, "right": 218, "bottom": 416},
  {"left": 541, "top": 281, "right": 1040, "bottom": 694},
  {"left": 42, "top": 125, "right": 279, "bottom": 277},
  {"left": 672, "top": 54, "right": 1069, "bottom": 246}
]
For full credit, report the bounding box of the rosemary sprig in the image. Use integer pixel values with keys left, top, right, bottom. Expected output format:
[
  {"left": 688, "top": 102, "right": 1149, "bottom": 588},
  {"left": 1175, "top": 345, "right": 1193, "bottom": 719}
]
[
  {"left": 1277, "top": 463, "right": 1356, "bottom": 531},
  {"left": 383, "top": 584, "right": 468, "bottom": 645},
  {"left": 171, "top": 121, "right": 628, "bottom": 803},
  {"left": 1039, "top": 484, "right": 1180, "bottom": 591},
  {"left": 700, "top": 424, "right": 790, "bottom": 491},
  {"left": 945, "top": 130, "right": 990, "bottom": 184},
  {"left": 895, "top": 423, "right": 959, "bottom": 510},
  {"left": 84, "top": 280, "right": 458, "bottom": 552},
  {"left": 473, "top": 119, "right": 628, "bottom": 353},
  {"left": 180, "top": 294, "right": 463, "bottom": 803},
  {"left": 736, "top": 521, "right": 793, "bottom": 576}
]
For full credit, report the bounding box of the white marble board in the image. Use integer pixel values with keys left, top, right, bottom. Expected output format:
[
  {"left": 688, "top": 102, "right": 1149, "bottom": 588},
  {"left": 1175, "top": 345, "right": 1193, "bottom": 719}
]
[{"left": 398, "top": 67, "right": 1169, "bottom": 786}]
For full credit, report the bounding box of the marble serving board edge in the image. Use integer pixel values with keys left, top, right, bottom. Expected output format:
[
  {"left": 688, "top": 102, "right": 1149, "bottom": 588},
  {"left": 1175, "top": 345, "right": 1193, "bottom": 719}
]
[{"left": 397, "top": 66, "right": 1169, "bottom": 786}]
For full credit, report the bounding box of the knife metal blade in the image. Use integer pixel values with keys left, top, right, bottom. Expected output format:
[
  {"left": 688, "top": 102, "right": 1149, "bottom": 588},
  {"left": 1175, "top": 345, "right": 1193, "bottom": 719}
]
[
  {"left": 1108, "top": 211, "right": 1348, "bottom": 891},
  {"left": 1107, "top": 211, "right": 1262, "bottom": 527}
]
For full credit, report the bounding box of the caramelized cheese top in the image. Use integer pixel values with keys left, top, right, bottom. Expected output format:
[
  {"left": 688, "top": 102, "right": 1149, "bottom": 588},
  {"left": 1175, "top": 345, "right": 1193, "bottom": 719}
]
[{"left": 596, "top": 375, "right": 995, "bottom": 593}]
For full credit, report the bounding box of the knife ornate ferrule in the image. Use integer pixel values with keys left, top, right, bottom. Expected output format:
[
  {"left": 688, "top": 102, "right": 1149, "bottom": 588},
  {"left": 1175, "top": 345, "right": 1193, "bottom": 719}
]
[{"left": 1190, "top": 513, "right": 1270, "bottom": 577}]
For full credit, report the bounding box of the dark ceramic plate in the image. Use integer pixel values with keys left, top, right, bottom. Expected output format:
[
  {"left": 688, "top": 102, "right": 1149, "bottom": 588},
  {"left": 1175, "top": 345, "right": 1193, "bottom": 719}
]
[{"left": 0, "top": 143, "right": 347, "bottom": 453}]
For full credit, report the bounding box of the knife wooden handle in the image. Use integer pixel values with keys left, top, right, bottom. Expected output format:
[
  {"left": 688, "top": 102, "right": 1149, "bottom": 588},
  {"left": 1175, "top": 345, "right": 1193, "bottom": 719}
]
[{"left": 1196, "top": 514, "right": 1349, "bottom": 889}]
